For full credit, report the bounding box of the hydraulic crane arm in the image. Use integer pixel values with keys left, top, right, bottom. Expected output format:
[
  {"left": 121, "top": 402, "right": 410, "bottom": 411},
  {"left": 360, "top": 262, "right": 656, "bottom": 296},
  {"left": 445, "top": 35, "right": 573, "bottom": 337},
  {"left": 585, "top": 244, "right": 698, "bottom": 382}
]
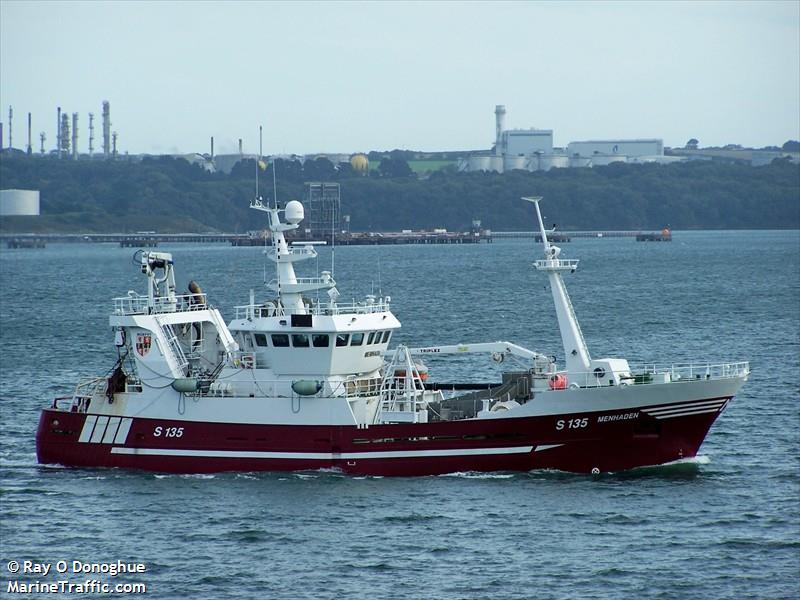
[{"left": 406, "top": 342, "right": 550, "bottom": 365}]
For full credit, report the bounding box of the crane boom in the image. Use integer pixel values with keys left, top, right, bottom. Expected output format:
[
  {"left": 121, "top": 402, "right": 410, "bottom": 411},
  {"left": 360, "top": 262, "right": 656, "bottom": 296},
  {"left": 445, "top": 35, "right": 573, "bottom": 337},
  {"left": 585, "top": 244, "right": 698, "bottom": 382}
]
[{"left": 406, "top": 342, "right": 548, "bottom": 363}]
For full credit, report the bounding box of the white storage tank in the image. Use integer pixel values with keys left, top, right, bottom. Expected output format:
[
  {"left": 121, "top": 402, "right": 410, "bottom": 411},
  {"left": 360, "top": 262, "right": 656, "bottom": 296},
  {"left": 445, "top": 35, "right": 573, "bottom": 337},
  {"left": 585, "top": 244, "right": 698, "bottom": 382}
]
[
  {"left": 591, "top": 154, "right": 628, "bottom": 167},
  {"left": 538, "top": 154, "right": 570, "bottom": 171},
  {"left": 503, "top": 155, "right": 528, "bottom": 171},
  {"left": 467, "top": 155, "right": 493, "bottom": 172},
  {"left": 487, "top": 155, "right": 504, "bottom": 173},
  {"left": 0, "top": 189, "right": 40, "bottom": 216},
  {"left": 569, "top": 156, "right": 592, "bottom": 168}
]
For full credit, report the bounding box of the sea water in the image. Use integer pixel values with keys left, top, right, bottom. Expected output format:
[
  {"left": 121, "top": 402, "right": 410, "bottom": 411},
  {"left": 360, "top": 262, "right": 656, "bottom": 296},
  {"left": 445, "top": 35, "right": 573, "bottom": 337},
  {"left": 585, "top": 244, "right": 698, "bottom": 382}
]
[{"left": 1, "top": 231, "right": 798, "bottom": 599}]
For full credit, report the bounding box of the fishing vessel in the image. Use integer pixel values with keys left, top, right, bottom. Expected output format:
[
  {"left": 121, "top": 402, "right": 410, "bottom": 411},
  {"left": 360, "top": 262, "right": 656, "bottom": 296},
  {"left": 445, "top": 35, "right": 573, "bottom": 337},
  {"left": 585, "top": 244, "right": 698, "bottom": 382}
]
[{"left": 36, "top": 196, "right": 749, "bottom": 475}]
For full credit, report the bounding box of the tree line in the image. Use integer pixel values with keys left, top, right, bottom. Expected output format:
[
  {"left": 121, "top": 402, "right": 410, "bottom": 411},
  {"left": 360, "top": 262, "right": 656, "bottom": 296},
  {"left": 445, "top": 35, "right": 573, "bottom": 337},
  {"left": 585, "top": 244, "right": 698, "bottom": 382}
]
[{"left": 1, "top": 154, "right": 797, "bottom": 233}]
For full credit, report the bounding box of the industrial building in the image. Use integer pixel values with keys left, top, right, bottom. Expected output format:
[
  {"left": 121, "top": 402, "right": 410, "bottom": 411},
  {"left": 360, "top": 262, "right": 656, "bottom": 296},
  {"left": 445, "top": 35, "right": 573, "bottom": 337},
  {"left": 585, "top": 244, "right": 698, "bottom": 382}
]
[
  {"left": 459, "top": 106, "right": 678, "bottom": 173},
  {"left": 567, "top": 139, "right": 663, "bottom": 157}
]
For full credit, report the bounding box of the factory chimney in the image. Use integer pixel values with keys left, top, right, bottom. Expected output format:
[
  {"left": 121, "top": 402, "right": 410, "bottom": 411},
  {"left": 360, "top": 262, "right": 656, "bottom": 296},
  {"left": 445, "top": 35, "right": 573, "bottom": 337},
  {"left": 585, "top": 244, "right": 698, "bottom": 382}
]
[
  {"left": 71, "top": 113, "right": 78, "bottom": 159},
  {"left": 112, "top": 131, "right": 118, "bottom": 158},
  {"left": 102, "top": 101, "right": 111, "bottom": 159},
  {"left": 494, "top": 105, "right": 506, "bottom": 156},
  {"left": 27, "top": 113, "right": 32, "bottom": 154},
  {"left": 0, "top": 122, "right": 3, "bottom": 152},
  {"left": 40, "top": 132, "right": 46, "bottom": 155},
  {"left": 210, "top": 136, "right": 214, "bottom": 160},
  {"left": 88, "top": 113, "right": 94, "bottom": 157},
  {"left": 238, "top": 138, "right": 243, "bottom": 156},
  {"left": 57, "top": 107, "right": 62, "bottom": 158},
  {"left": 8, "top": 106, "right": 12, "bottom": 149},
  {"left": 60, "top": 113, "right": 70, "bottom": 154}
]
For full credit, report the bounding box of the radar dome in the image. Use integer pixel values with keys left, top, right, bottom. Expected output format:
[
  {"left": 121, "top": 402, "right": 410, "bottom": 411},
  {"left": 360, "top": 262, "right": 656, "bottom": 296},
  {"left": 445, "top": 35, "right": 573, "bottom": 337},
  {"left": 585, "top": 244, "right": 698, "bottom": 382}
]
[
  {"left": 350, "top": 154, "right": 369, "bottom": 173},
  {"left": 284, "top": 200, "right": 304, "bottom": 224}
]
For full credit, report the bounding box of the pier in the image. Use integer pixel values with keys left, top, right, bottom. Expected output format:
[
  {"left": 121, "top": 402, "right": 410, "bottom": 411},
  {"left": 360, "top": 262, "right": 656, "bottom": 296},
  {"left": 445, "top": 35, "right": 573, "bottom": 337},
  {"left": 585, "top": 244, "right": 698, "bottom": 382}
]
[
  {"left": 636, "top": 231, "right": 672, "bottom": 242},
  {"left": 120, "top": 237, "right": 158, "bottom": 248},
  {"left": 495, "top": 230, "right": 671, "bottom": 241},
  {"left": 0, "top": 233, "right": 239, "bottom": 246},
  {"left": 333, "top": 231, "right": 489, "bottom": 245},
  {"left": 6, "top": 238, "right": 46, "bottom": 249},
  {"left": 1, "top": 228, "right": 674, "bottom": 248}
]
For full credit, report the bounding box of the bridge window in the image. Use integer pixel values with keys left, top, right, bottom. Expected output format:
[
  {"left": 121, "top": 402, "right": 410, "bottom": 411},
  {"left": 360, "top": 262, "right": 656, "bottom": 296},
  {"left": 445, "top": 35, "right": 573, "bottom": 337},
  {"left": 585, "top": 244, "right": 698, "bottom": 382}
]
[
  {"left": 254, "top": 333, "right": 269, "bottom": 347},
  {"left": 367, "top": 332, "right": 376, "bottom": 344},
  {"left": 312, "top": 334, "right": 330, "bottom": 348},
  {"left": 351, "top": 333, "right": 364, "bottom": 346},
  {"left": 271, "top": 334, "right": 290, "bottom": 347},
  {"left": 336, "top": 333, "right": 349, "bottom": 347},
  {"left": 292, "top": 334, "right": 310, "bottom": 347},
  {"left": 382, "top": 331, "right": 391, "bottom": 343}
]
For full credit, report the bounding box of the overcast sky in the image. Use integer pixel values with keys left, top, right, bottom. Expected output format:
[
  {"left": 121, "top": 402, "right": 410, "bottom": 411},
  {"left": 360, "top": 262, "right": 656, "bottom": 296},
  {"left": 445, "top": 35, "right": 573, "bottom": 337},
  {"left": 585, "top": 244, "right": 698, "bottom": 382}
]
[{"left": 1, "top": 1, "right": 798, "bottom": 156}]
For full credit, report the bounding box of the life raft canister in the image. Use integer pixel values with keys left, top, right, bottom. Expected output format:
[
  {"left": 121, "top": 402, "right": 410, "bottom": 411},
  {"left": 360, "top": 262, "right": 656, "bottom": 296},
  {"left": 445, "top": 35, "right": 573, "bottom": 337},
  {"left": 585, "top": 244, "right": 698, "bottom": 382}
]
[
  {"left": 394, "top": 361, "right": 429, "bottom": 381},
  {"left": 548, "top": 373, "right": 568, "bottom": 390}
]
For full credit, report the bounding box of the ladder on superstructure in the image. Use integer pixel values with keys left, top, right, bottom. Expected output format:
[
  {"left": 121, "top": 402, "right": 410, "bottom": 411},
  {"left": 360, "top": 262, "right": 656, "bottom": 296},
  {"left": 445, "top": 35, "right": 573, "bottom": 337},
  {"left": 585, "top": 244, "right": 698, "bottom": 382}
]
[
  {"left": 374, "top": 345, "right": 428, "bottom": 424},
  {"left": 154, "top": 317, "right": 189, "bottom": 376}
]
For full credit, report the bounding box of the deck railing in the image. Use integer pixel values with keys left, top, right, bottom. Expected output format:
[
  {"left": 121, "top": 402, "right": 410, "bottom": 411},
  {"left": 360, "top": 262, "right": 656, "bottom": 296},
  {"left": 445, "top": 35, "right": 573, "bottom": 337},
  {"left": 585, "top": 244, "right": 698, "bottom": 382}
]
[
  {"left": 202, "top": 373, "right": 382, "bottom": 399},
  {"left": 52, "top": 376, "right": 107, "bottom": 412},
  {"left": 113, "top": 293, "right": 208, "bottom": 316},
  {"left": 234, "top": 298, "right": 391, "bottom": 320},
  {"left": 534, "top": 258, "right": 579, "bottom": 271},
  {"left": 555, "top": 361, "right": 750, "bottom": 389}
]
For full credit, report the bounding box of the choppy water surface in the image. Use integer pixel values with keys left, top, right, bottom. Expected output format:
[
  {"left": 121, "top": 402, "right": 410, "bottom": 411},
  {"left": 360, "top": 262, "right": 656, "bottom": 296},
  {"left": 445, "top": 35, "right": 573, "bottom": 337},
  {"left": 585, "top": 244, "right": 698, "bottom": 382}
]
[{"left": 1, "top": 231, "right": 798, "bottom": 599}]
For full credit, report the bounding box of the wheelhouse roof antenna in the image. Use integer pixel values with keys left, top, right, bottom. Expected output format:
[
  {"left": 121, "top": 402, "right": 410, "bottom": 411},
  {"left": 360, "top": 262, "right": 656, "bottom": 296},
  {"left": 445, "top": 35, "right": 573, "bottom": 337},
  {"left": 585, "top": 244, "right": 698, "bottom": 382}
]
[
  {"left": 331, "top": 189, "right": 335, "bottom": 277},
  {"left": 255, "top": 125, "right": 262, "bottom": 206},
  {"left": 271, "top": 139, "right": 278, "bottom": 210}
]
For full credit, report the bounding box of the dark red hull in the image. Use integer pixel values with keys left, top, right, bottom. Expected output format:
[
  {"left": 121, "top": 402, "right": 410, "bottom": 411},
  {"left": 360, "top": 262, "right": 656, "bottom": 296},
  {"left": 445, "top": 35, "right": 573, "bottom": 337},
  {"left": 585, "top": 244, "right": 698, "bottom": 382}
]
[{"left": 36, "top": 397, "right": 731, "bottom": 475}]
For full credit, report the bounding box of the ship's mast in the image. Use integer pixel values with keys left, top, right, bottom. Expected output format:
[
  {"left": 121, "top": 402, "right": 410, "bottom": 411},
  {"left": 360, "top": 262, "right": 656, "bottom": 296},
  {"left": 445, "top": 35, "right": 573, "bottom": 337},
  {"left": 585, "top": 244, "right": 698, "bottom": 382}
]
[
  {"left": 249, "top": 127, "right": 336, "bottom": 315},
  {"left": 524, "top": 196, "right": 592, "bottom": 377},
  {"left": 255, "top": 125, "right": 262, "bottom": 206},
  {"left": 139, "top": 251, "right": 177, "bottom": 312}
]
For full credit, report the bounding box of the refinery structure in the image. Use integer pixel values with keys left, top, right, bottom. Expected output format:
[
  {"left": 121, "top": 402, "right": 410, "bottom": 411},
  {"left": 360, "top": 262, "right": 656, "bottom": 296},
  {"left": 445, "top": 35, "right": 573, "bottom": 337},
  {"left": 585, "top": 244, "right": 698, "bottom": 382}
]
[
  {"left": 457, "top": 105, "right": 680, "bottom": 173},
  {"left": 0, "top": 101, "right": 118, "bottom": 160},
  {"left": 3, "top": 101, "right": 791, "bottom": 173}
]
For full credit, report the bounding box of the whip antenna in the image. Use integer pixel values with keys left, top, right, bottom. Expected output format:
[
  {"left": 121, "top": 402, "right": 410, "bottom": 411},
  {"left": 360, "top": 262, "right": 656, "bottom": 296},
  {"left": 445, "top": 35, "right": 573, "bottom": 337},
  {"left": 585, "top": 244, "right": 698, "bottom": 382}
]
[{"left": 255, "top": 125, "right": 262, "bottom": 203}]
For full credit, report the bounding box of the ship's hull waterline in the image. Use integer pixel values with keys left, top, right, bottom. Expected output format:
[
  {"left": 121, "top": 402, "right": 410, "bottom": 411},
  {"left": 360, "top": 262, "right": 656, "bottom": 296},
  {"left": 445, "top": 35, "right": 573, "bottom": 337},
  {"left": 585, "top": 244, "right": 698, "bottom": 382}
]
[{"left": 37, "top": 395, "right": 732, "bottom": 476}]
